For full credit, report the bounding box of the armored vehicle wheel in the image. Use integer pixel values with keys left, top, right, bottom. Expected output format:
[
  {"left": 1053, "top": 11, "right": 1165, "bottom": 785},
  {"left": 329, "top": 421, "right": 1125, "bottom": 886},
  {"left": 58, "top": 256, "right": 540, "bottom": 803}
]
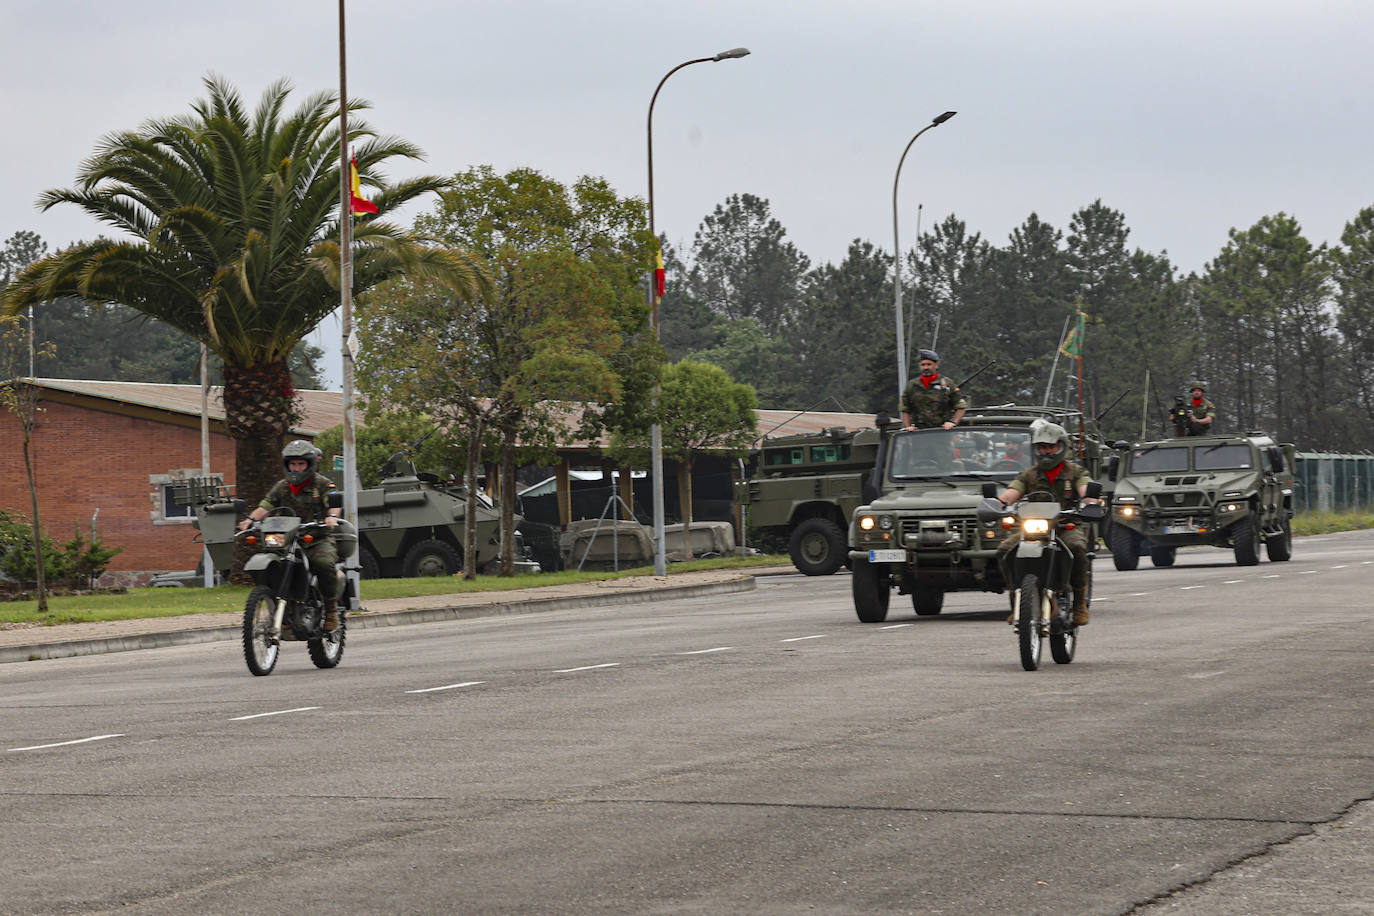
[
  {"left": 403, "top": 539, "right": 463, "bottom": 577},
  {"left": 1149, "top": 545, "right": 1177, "bottom": 567},
  {"left": 358, "top": 545, "right": 381, "bottom": 580},
  {"left": 1108, "top": 524, "right": 1140, "bottom": 571},
  {"left": 851, "top": 557, "right": 890, "bottom": 623},
  {"left": 1266, "top": 516, "right": 1293, "bottom": 562},
  {"left": 1232, "top": 515, "right": 1260, "bottom": 566},
  {"left": 308, "top": 613, "right": 346, "bottom": 669},
  {"left": 242, "top": 586, "right": 280, "bottom": 676},
  {"left": 910, "top": 586, "right": 944, "bottom": 616},
  {"left": 790, "top": 518, "right": 846, "bottom": 576}
]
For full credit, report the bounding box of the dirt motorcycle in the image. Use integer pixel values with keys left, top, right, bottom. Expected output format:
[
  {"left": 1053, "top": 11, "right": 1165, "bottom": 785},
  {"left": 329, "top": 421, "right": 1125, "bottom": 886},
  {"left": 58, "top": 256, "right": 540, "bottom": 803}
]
[
  {"left": 233, "top": 495, "right": 358, "bottom": 676},
  {"left": 979, "top": 481, "right": 1104, "bottom": 671}
]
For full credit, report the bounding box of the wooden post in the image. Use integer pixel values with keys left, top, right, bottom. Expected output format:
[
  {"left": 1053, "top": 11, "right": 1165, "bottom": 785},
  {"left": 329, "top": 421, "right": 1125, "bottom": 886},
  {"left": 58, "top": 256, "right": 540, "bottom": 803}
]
[{"left": 556, "top": 457, "right": 572, "bottom": 528}]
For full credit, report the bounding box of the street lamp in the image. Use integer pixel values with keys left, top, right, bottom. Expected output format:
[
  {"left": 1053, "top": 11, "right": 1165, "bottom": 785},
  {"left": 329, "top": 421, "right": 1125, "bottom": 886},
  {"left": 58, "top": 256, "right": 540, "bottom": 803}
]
[
  {"left": 892, "top": 110, "right": 956, "bottom": 404},
  {"left": 646, "top": 47, "right": 751, "bottom": 577}
]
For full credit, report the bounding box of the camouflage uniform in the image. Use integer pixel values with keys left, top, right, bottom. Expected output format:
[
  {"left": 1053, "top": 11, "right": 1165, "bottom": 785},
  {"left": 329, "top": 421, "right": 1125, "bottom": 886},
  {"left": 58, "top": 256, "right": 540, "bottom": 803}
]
[
  {"left": 1187, "top": 396, "right": 1216, "bottom": 434},
  {"left": 258, "top": 473, "right": 342, "bottom": 597},
  {"left": 996, "top": 461, "right": 1093, "bottom": 598},
  {"left": 901, "top": 375, "right": 968, "bottom": 428}
]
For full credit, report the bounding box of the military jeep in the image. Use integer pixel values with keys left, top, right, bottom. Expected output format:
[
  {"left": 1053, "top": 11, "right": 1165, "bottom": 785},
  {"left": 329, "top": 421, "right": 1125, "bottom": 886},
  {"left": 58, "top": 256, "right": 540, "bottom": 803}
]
[
  {"left": 848, "top": 407, "right": 1110, "bottom": 623},
  {"left": 1104, "top": 432, "right": 1295, "bottom": 569}
]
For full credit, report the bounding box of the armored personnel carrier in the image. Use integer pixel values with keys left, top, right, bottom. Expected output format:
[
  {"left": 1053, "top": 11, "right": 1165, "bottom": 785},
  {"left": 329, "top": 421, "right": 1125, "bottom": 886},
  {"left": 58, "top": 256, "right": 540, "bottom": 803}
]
[
  {"left": 190, "top": 448, "right": 531, "bottom": 579},
  {"left": 847, "top": 406, "right": 1111, "bottom": 622},
  {"left": 1104, "top": 432, "right": 1294, "bottom": 568}
]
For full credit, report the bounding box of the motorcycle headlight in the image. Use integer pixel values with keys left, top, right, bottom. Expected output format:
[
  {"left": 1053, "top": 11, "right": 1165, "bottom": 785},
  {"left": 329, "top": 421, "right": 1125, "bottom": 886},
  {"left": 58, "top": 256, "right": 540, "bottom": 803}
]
[
  {"left": 1022, "top": 518, "right": 1050, "bottom": 537},
  {"left": 264, "top": 532, "right": 288, "bottom": 549}
]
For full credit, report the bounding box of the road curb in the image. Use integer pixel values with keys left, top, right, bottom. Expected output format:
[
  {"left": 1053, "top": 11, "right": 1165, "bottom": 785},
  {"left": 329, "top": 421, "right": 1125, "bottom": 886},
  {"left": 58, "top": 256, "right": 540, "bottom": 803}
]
[{"left": 0, "top": 576, "right": 757, "bottom": 665}]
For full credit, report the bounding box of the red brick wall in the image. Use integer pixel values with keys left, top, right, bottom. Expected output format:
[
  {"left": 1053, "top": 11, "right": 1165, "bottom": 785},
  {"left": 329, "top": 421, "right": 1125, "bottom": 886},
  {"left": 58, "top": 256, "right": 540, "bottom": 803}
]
[{"left": 0, "top": 399, "right": 239, "bottom": 578}]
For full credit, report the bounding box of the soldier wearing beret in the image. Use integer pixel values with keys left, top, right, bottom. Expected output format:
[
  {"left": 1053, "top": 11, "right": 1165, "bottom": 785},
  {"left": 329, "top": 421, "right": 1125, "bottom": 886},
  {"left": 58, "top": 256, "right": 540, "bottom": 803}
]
[{"left": 901, "top": 348, "right": 968, "bottom": 431}]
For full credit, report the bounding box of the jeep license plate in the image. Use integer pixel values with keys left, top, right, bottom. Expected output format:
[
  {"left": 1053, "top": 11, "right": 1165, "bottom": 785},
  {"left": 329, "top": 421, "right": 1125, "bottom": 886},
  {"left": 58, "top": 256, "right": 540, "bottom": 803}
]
[
  {"left": 868, "top": 549, "right": 906, "bottom": 563},
  {"left": 1164, "top": 523, "right": 1196, "bottom": 535}
]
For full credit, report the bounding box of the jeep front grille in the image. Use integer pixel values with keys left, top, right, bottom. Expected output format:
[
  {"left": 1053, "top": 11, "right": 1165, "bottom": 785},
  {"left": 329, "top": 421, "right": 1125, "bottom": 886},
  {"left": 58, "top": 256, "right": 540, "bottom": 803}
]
[
  {"left": 1145, "top": 491, "right": 1207, "bottom": 510},
  {"left": 898, "top": 517, "right": 979, "bottom": 550}
]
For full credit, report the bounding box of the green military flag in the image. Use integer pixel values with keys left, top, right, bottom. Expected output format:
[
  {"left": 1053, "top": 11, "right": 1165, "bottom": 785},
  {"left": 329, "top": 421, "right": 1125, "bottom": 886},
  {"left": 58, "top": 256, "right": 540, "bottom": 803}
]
[{"left": 1059, "top": 311, "right": 1087, "bottom": 357}]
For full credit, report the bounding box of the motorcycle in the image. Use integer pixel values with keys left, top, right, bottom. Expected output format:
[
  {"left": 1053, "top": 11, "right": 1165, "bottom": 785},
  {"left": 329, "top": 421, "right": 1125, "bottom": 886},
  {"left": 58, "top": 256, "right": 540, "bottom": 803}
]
[
  {"left": 233, "top": 495, "right": 357, "bottom": 676},
  {"left": 979, "top": 481, "right": 1104, "bottom": 671}
]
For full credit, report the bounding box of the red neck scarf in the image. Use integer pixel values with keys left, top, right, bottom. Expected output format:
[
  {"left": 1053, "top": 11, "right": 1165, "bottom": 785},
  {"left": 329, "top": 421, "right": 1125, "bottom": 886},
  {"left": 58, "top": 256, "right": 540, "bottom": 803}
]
[
  {"left": 1192, "top": 396, "right": 1204, "bottom": 408},
  {"left": 288, "top": 479, "right": 309, "bottom": 497},
  {"left": 921, "top": 374, "right": 936, "bottom": 388},
  {"left": 1044, "top": 462, "right": 1065, "bottom": 483}
]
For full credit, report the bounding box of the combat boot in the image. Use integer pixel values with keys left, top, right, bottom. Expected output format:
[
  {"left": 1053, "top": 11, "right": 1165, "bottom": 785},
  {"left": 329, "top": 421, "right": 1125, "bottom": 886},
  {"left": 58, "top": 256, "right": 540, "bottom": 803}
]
[
  {"left": 323, "top": 596, "right": 340, "bottom": 631},
  {"left": 1072, "top": 591, "right": 1090, "bottom": 626}
]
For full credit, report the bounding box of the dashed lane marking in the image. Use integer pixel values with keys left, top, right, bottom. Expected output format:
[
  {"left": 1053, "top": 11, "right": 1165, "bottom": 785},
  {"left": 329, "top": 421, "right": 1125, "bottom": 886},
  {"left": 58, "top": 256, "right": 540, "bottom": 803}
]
[
  {"left": 230, "top": 707, "right": 322, "bottom": 721},
  {"left": 677, "top": 647, "right": 734, "bottom": 655},
  {"left": 555, "top": 663, "right": 620, "bottom": 673},
  {"left": 879, "top": 624, "right": 914, "bottom": 629},
  {"left": 1180, "top": 585, "right": 1205, "bottom": 590},
  {"left": 406, "top": 682, "right": 485, "bottom": 694},
  {"left": 781, "top": 635, "right": 827, "bottom": 642},
  {"left": 9, "top": 734, "right": 123, "bottom": 752}
]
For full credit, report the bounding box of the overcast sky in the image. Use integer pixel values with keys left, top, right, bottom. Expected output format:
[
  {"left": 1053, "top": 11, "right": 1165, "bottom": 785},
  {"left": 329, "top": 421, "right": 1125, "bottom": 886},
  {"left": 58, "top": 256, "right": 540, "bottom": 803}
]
[{"left": 5, "top": 0, "right": 1372, "bottom": 387}]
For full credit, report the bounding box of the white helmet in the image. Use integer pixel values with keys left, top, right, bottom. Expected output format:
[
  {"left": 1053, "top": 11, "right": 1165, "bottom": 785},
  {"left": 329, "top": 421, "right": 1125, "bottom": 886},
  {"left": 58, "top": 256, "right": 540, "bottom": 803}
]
[{"left": 1030, "top": 421, "right": 1069, "bottom": 470}]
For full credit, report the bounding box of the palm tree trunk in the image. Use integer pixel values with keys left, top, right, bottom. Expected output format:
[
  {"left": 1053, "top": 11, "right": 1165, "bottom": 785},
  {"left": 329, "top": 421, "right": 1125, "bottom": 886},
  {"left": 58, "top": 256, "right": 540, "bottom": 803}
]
[{"left": 222, "top": 359, "right": 299, "bottom": 583}]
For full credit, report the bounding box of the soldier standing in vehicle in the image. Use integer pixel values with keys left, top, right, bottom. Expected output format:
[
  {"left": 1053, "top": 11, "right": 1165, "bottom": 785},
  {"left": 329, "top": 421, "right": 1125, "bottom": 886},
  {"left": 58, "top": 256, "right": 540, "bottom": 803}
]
[
  {"left": 1183, "top": 381, "right": 1215, "bottom": 435},
  {"left": 994, "top": 422, "right": 1100, "bottom": 625},
  {"left": 238, "top": 440, "right": 344, "bottom": 630},
  {"left": 901, "top": 349, "right": 968, "bottom": 430}
]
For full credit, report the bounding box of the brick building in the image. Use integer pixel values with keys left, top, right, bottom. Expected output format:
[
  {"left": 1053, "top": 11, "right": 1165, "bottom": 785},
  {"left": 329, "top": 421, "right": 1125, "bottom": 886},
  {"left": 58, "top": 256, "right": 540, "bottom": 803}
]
[{"left": 0, "top": 379, "right": 342, "bottom": 585}]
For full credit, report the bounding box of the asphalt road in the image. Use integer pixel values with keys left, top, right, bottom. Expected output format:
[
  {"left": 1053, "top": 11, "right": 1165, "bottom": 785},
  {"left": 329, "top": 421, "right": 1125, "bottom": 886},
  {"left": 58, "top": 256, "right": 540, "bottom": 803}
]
[{"left": 3, "top": 533, "right": 1373, "bottom": 914}]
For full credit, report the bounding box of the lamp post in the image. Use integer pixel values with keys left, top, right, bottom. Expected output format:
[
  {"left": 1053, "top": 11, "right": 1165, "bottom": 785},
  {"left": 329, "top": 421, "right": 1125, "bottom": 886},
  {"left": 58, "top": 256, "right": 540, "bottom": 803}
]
[
  {"left": 646, "top": 47, "right": 750, "bottom": 577},
  {"left": 892, "top": 110, "right": 956, "bottom": 404}
]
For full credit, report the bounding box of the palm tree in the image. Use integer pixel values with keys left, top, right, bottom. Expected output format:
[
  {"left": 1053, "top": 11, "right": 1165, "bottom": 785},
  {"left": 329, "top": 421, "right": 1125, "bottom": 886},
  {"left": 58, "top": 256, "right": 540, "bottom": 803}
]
[{"left": 0, "top": 74, "right": 486, "bottom": 506}]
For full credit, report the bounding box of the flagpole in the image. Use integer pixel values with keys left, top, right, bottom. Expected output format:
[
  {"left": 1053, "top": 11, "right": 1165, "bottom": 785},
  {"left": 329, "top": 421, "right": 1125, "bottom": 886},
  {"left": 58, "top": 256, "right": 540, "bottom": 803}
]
[
  {"left": 1042, "top": 313, "right": 1070, "bottom": 407},
  {"left": 338, "top": 0, "right": 360, "bottom": 608}
]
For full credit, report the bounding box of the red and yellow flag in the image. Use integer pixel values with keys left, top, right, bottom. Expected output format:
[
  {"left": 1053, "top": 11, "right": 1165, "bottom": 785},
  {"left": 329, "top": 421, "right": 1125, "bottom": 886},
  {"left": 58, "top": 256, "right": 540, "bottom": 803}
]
[
  {"left": 349, "top": 154, "right": 378, "bottom": 216},
  {"left": 654, "top": 244, "right": 665, "bottom": 298}
]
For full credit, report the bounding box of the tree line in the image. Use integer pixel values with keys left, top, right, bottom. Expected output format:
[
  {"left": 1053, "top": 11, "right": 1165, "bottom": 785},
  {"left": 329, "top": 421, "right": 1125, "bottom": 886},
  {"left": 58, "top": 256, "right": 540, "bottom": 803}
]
[{"left": 659, "top": 194, "right": 1374, "bottom": 451}]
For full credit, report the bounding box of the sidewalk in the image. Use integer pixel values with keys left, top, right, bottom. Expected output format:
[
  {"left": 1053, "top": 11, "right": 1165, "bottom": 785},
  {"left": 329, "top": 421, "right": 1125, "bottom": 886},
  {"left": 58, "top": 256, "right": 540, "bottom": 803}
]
[{"left": 0, "top": 566, "right": 793, "bottom": 665}]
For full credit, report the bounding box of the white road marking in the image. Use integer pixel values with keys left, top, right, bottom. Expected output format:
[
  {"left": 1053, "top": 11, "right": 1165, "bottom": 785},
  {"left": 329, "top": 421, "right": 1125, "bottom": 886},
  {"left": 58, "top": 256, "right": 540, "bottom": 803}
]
[
  {"left": 879, "top": 624, "right": 914, "bottom": 629},
  {"left": 677, "top": 647, "right": 734, "bottom": 655},
  {"left": 1330, "top": 565, "right": 1348, "bottom": 569},
  {"left": 1129, "top": 592, "right": 1150, "bottom": 597},
  {"left": 9, "top": 734, "right": 123, "bottom": 752},
  {"left": 406, "top": 681, "right": 484, "bottom": 694},
  {"left": 555, "top": 663, "right": 620, "bottom": 673},
  {"left": 1223, "top": 580, "right": 1243, "bottom": 584},
  {"left": 1299, "top": 570, "right": 1317, "bottom": 574},
  {"left": 230, "top": 706, "right": 322, "bottom": 721},
  {"left": 1262, "top": 574, "right": 1281, "bottom": 579},
  {"left": 1180, "top": 585, "right": 1205, "bottom": 590},
  {"left": 781, "top": 635, "right": 826, "bottom": 642}
]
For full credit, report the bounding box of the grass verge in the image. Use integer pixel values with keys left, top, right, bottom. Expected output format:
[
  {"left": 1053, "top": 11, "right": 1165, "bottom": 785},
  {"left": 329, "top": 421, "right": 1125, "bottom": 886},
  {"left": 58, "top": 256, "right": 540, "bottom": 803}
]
[
  {"left": 0, "top": 554, "right": 792, "bottom": 627},
  {"left": 1291, "top": 510, "right": 1374, "bottom": 537}
]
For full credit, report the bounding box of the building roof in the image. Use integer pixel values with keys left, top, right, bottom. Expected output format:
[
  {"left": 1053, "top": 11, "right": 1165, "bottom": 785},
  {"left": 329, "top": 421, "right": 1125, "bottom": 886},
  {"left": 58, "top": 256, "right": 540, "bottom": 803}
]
[
  {"left": 11, "top": 378, "right": 875, "bottom": 446},
  {"left": 15, "top": 378, "right": 344, "bottom": 435}
]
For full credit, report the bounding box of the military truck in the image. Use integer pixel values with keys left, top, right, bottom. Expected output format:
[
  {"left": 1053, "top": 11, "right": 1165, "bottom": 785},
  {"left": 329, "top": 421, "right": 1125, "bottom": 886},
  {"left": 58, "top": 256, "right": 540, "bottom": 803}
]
[
  {"left": 735, "top": 426, "right": 881, "bottom": 575},
  {"left": 1103, "top": 432, "right": 1294, "bottom": 569},
  {"left": 848, "top": 406, "right": 1111, "bottom": 623}
]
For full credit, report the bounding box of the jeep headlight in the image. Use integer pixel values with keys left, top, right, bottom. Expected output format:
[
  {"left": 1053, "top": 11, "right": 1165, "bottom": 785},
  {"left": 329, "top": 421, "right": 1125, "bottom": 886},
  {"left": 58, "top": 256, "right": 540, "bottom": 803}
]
[
  {"left": 1022, "top": 518, "right": 1050, "bottom": 537},
  {"left": 1115, "top": 505, "right": 1137, "bottom": 518},
  {"left": 858, "top": 514, "right": 892, "bottom": 532},
  {"left": 1218, "top": 502, "right": 1242, "bottom": 513}
]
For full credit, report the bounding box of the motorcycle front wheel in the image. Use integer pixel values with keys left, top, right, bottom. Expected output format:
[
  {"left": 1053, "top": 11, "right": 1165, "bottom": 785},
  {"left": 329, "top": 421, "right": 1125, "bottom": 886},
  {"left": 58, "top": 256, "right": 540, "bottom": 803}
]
[
  {"left": 1050, "top": 587, "right": 1077, "bottom": 665},
  {"left": 1016, "top": 573, "right": 1043, "bottom": 671},
  {"left": 308, "top": 609, "right": 346, "bottom": 669},
  {"left": 242, "top": 586, "right": 280, "bottom": 676}
]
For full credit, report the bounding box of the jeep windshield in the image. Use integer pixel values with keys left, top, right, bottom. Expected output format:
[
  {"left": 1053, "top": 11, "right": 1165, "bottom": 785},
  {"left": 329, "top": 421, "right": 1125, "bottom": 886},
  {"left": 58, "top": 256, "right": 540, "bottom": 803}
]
[
  {"left": 1129, "top": 446, "right": 1188, "bottom": 474},
  {"left": 1194, "top": 444, "right": 1254, "bottom": 471},
  {"left": 888, "top": 428, "right": 1032, "bottom": 480}
]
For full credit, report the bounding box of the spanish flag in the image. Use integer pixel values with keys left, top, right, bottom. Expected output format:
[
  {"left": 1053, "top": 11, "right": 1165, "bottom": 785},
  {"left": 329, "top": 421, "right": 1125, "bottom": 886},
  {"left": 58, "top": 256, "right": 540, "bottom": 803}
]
[
  {"left": 654, "top": 243, "right": 665, "bottom": 298},
  {"left": 350, "top": 154, "right": 378, "bottom": 216}
]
